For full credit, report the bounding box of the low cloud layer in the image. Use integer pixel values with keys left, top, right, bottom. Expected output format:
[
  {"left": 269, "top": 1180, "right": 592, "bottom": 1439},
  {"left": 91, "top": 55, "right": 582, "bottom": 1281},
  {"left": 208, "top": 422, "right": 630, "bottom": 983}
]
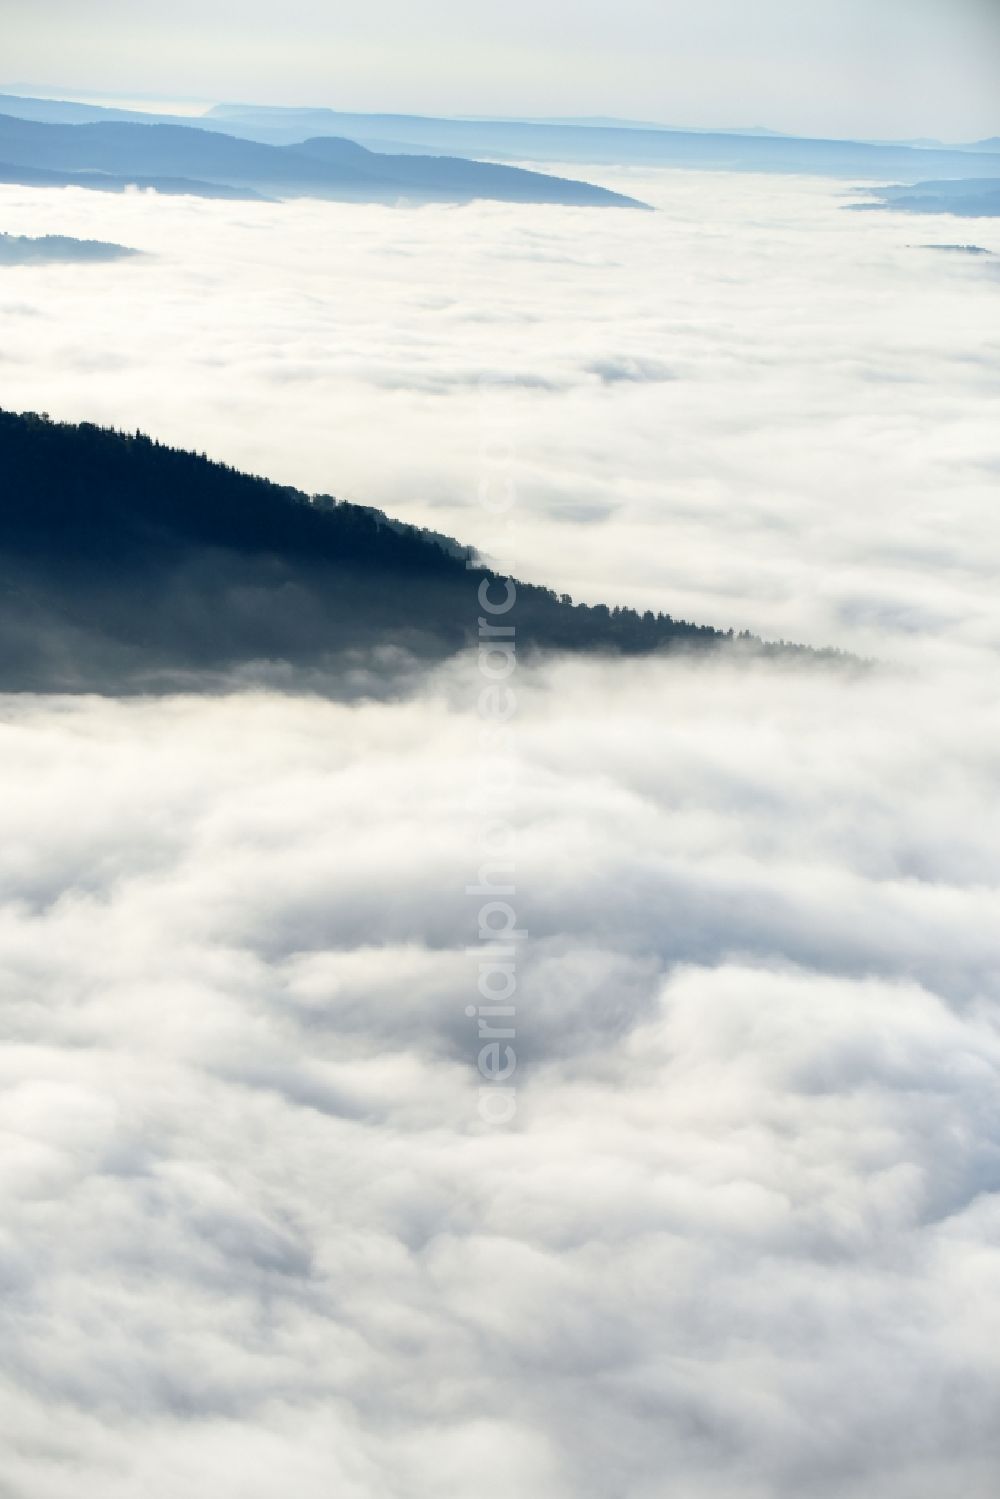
[
  {"left": 1, "top": 651, "right": 999, "bottom": 1496},
  {"left": 1, "top": 170, "right": 998, "bottom": 660},
  {"left": 1, "top": 169, "right": 999, "bottom": 1494}
]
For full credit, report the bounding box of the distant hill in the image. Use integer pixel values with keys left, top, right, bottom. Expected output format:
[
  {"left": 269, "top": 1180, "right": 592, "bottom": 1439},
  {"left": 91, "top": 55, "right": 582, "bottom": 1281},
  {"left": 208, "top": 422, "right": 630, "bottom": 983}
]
[
  {"left": 0, "top": 158, "right": 267, "bottom": 200},
  {"left": 856, "top": 178, "right": 1000, "bottom": 217},
  {"left": 0, "top": 113, "right": 646, "bottom": 208},
  {"left": 917, "top": 243, "right": 992, "bottom": 255},
  {"left": 201, "top": 103, "right": 1000, "bottom": 181},
  {"left": 0, "top": 230, "right": 140, "bottom": 263},
  {"left": 0, "top": 91, "right": 158, "bottom": 125},
  {"left": 1, "top": 93, "right": 997, "bottom": 183},
  {"left": 0, "top": 410, "right": 839, "bottom": 693}
]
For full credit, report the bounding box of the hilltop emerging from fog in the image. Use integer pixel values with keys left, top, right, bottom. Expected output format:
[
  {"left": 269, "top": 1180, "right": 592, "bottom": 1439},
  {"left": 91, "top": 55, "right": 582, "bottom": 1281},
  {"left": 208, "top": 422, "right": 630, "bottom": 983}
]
[
  {"left": 2, "top": 89, "right": 999, "bottom": 182},
  {"left": 0, "top": 410, "right": 846, "bottom": 694},
  {"left": 0, "top": 230, "right": 140, "bottom": 263},
  {"left": 0, "top": 109, "right": 647, "bottom": 208}
]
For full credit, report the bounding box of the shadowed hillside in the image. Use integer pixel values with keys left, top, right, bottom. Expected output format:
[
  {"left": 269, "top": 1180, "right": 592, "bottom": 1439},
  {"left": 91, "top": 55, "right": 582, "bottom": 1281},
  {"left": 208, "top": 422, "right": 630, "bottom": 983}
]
[
  {"left": 0, "top": 113, "right": 647, "bottom": 208},
  {"left": 0, "top": 410, "right": 844, "bottom": 693}
]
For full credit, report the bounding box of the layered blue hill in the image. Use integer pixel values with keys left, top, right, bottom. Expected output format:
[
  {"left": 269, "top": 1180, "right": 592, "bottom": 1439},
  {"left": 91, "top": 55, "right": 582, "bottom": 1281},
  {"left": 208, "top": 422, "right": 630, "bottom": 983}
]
[{"left": 0, "top": 112, "right": 647, "bottom": 207}]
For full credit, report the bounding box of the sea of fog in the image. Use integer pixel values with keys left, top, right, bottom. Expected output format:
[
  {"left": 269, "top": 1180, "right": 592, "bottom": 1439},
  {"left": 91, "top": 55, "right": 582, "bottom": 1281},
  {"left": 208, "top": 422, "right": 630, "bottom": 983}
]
[{"left": 1, "top": 170, "right": 999, "bottom": 1496}]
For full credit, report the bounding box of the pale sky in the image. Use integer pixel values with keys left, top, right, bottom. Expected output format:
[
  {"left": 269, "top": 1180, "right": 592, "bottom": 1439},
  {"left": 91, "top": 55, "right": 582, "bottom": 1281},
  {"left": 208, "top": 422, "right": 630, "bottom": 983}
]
[{"left": 2, "top": 0, "right": 999, "bottom": 141}]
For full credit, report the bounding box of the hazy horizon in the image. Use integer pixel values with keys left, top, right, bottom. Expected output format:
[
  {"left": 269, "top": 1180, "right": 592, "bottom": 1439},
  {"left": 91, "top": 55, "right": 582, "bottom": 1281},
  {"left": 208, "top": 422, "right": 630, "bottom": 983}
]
[
  {"left": 2, "top": 78, "right": 999, "bottom": 147},
  {"left": 3, "top": 0, "right": 999, "bottom": 142}
]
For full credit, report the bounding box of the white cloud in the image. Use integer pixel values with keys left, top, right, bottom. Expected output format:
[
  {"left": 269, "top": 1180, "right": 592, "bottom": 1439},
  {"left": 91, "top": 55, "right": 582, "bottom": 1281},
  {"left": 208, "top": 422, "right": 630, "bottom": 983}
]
[
  {"left": 1, "top": 170, "right": 999, "bottom": 662},
  {"left": 1, "top": 171, "right": 1000, "bottom": 1493},
  {"left": 0, "top": 649, "right": 998, "bottom": 1495}
]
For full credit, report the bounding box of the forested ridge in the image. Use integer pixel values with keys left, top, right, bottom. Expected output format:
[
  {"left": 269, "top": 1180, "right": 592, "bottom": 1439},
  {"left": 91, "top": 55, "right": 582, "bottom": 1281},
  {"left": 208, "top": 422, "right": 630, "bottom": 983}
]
[{"left": 0, "top": 409, "right": 843, "bottom": 691}]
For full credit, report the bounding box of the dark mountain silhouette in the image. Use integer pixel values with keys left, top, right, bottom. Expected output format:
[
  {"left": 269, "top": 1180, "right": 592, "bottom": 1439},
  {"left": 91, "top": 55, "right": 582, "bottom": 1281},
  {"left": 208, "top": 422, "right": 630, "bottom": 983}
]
[
  {"left": 0, "top": 113, "right": 646, "bottom": 208},
  {"left": 0, "top": 230, "right": 140, "bottom": 263},
  {"left": 0, "top": 410, "right": 842, "bottom": 694}
]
